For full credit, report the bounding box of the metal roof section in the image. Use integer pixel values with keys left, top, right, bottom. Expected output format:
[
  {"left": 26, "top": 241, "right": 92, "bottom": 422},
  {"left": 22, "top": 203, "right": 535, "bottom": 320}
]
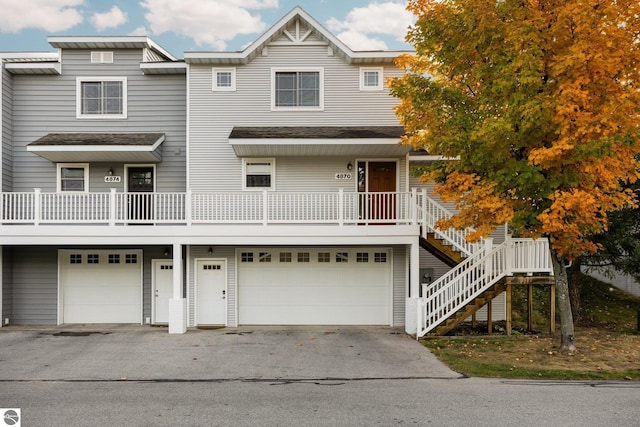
[
  {"left": 1, "top": 52, "right": 61, "bottom": 74},
  {"left": 228, "top": 126, "right": 410, "bottom": 157},
  {"left": 27, "top": 133, "right": 165, "bottom": 163},
  {"left": 47, "top": 36, "right": 178, "bottom": 62},
  {"left": 184, "top": 6, "right": 412, "bottom": 65},
  {"left": 140, "top": 61, "right": 187, "bottom": 75}
]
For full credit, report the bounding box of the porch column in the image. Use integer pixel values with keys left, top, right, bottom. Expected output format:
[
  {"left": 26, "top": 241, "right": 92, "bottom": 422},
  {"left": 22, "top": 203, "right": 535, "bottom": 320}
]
[
  {"left": 0, "top": 246, "right": 3, "bottom": 328},
  {"left": 405, "top": 240, "right": 421, "bottom": 335},
  {"left": 169, "top": 243, "right": 187, "bottom": 334}
]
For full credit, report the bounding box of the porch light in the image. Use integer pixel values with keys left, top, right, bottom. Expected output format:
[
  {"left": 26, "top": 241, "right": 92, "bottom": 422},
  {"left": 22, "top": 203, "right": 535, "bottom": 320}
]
[
  {"left": 208, "top": 246, "right": 213, "bottom": 255},
  {"left": 164, "top": 247, "right": 170, "bottom": 257},
  {"left": 347, "top": 162, "right": 353, "bottom": 171},
  {"left": 108, "top": 167, "right": 114, "bottom": 175}
]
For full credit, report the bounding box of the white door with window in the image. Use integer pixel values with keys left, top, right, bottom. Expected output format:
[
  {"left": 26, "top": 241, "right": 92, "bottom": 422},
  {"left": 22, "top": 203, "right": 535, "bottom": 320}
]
[
  {"left": 195, "top": 259, "right": 227, "bottom": 326},
  {"left": 152, "top": 260, "right": 173, "bottom": 324}
]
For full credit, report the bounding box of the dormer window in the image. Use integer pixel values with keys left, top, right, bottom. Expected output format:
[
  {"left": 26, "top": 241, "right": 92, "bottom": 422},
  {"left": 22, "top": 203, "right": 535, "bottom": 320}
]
[
  {"left": 213, "top": 68, "right": 236, "bottom": 91},
  {"left": 271, "top": 68, "right": 323, "bottom": 110},
  {"left": 360, "top": 67, "right": 384, "bottom": 91},
  {"left": 76, "top": 77, "right": 127, "bottom": 119}
]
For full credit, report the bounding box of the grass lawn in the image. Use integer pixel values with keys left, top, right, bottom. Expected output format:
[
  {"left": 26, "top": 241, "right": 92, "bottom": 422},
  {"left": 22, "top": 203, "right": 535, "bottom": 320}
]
[{"left": 422, "top": 274, "right": 640, "bottom": 380}]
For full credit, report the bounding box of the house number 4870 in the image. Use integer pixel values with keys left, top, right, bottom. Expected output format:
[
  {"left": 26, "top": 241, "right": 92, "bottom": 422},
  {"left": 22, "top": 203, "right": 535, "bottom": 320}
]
[{"left": 335, "top": 173, "right": 352, "bottom": 180}]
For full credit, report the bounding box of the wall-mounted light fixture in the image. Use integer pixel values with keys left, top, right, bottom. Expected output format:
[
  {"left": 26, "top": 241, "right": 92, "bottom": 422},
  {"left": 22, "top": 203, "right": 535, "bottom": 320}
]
[
  {"left": 164, "top": 247, "right": 170, "bottom": 257},
  {"left": 208, "top": 246, "right": 213, "bottom": 255},
  {"left": 347, "top": 162, "right": 353, "bottom": 171},
  {"left": 108, "top": 167, "right": 114, "bottom": 175}
]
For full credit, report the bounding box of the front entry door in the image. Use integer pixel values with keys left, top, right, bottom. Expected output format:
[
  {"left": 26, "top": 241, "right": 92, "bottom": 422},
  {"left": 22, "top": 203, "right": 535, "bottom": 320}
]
[
  {"left": 152, "top": 260, "right": 173, "bottom": 324},
  {"left": 196, "top": 259, "right": 227, "bottom": 326},
  {"left": 127, "top": 167, "right": 154, "bottom": 222},
  {"left": 367, "top": 162, "right": 397, "bottom": 221}
]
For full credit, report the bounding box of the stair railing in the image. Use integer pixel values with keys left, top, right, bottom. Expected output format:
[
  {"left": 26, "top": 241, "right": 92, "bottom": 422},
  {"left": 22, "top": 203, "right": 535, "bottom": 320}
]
[
  {"left": 416, "top": 237, "right": 553, "bottom": 337},
  {"left": 416, "top": 189, "right": 482, "bottom": 257}
]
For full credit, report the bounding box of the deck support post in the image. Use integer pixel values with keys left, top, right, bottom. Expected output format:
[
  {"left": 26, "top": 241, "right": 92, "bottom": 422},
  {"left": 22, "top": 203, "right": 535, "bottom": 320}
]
[
  {"left": 527, "top": 283, "right": 534, "bottom": 331},
  {"left": 550, "top": 283, "right": 556, "bottom": 334},
  {"left": 506, "top": 281, "right": 512, "bottom": 336},
  {"left": 169, "top": 243, "right": 186, "bottom": 334}
]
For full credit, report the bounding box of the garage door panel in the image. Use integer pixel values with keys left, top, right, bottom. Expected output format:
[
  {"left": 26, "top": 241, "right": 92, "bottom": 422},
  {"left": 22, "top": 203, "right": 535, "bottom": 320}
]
[
  {"left": 238, "top": 248, "right": 392, "bottom": 325},
  {"left": 239, "top": 305, "right": 389, "bottom": 325},
  {"left": 60, "top": 250, "right": 142, "bottom": 324},
  {"left": 240, "top": 285, "right": 389, "bottom": 306}
]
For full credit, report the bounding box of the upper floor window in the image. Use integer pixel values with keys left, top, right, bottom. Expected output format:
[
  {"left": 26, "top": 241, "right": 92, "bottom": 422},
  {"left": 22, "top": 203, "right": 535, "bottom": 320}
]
[
  {"left": 360, "top": 67, "right": 384, "bottom": 91},
  {"left": 272, "top": 68, "right": 323, "bottom": 110},
  {"left": 243, "top": 158, "right": 275, "bottom": 190},
  {"left": 213, "top": 68, "right": 236, "bottom": 91},
  {"left": 76, "top": 77, "right": 127, "bottom": 119},
  {"left": 57, "top": 163, "right": 89, "bottom": 192}
]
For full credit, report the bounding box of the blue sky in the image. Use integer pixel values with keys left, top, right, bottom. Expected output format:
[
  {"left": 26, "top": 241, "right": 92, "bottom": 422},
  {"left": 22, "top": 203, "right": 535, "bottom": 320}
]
[{"left": 0, "top": 1, "right": 414, "bottom": 58}]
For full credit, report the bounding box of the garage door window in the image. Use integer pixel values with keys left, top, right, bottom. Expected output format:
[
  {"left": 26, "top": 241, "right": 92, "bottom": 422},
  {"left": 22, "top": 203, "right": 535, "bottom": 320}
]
[
  {"left": 241, "top": 252, "right": 254, "bottom": 263},
  {"left": 374, "top": 252, "right": 387, "bottom": 263},
  {"left": 125, "top": 254, "right": 138, "bottom": 264},
  {"left": 297, "top": 252, "right": 310, "bottom": 263},
  {"left": 356, "top": 252, "right": 369, "bottom": 263},
  {"left": 88, "top": 254, "right": 99, "bottom": 264},
  {"left": 280, "top": 252, "right": 292, "bottom": 263},
  {"left": 109, "top": 254, "right": 120, "bottom": 264},
  {"left": 336, "top": 252, "right": 349, "bottom": 263},
  {"left": 318, "top": 252, "right": 330, "bottom": 263},
  {"left": 70, "top": 254, "right": 82, "bottom": 264},
  {"left": 259, "top": 252, "right": 272, "bottom": 263}
]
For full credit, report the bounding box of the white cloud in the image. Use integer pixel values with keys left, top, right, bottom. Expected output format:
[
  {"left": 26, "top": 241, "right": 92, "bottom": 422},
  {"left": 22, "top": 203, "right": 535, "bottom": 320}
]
[
  {"left": 129, "top": 26, "right": 149, "bottom": 36},
  {"left": 327, "top": 1, "right": 414, "bottom": 50},
  {"left": 0, "top": 0, "right": 84, "bottom": 33},
  {"left": 140, "top": 0, "right": 279, "bottom": 50},
  {"left": 91, "top": 6, "right": 128, "bottom": 32}
]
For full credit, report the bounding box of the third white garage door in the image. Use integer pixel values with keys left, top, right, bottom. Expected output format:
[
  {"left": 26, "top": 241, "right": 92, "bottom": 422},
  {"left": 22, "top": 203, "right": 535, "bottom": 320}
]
[{"left": 237, "top": 248, "right": 392, "bottom": 325}]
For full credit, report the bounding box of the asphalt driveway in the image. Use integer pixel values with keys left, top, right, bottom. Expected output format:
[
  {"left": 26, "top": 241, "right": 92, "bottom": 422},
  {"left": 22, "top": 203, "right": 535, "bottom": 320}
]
[{"left": 0, "top": 325, "right": 461, "bottom": 381}]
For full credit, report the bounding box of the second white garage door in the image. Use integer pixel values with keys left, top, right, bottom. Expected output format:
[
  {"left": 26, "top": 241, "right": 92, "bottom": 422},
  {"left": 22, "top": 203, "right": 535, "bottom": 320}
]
[
  {"left": 59, "top": 249, "right": 143, "bottom": 324},
  {"left": 237, "top": 248, "right": 392, "bottom": 325}
]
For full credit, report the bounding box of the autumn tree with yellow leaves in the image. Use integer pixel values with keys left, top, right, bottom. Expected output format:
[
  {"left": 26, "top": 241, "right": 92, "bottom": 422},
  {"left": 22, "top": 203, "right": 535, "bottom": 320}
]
[{"left": 389, "top": 0, "right": 640, "bottom": 352}]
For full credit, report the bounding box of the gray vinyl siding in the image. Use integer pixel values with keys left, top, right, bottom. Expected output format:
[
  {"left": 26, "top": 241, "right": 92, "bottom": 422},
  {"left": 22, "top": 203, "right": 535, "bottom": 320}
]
[
  {"left": 10, "top": 48, "right": 186, "bottom": 193},
  {"left": 11, "top": 247, "right": 58, "bottom": 325},
  {"left": 188, "top": 246, "right": 236, "bottom": 327},
  {"left": 2, "top": 67, "right": 13, "bottom": 191},
  {"left": 188, "top": 44, "right": 404, "bottom": 192}
]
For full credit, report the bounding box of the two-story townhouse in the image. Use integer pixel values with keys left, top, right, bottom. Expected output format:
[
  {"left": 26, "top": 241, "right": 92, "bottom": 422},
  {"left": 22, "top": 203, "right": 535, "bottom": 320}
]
[
  {"left": 0, "top": 7, "right": 552, "bottom": 336},
  {"left": 0, "top": 37, "right": 187, "bottom": 327}
]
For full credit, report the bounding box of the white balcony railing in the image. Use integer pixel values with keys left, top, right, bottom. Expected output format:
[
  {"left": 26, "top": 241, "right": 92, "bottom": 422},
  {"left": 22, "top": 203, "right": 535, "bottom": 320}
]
[{"left": 0, "top": 189, "right": 421, "bottom": 226}]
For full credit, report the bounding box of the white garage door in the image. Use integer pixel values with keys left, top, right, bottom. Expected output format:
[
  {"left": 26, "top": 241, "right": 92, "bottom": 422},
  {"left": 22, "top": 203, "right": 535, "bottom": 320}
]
[
  {"left": 60, "top": 250, "right": 142, "bottom": 323},
  {"left": 238, "top": 248, "right": 392, "bottom": 325}
]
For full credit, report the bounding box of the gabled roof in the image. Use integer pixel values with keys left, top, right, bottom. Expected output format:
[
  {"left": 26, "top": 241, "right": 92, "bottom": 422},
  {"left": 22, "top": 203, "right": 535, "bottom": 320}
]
[{"left": 184, "top": 6, "right": 412, "bottom": 65}]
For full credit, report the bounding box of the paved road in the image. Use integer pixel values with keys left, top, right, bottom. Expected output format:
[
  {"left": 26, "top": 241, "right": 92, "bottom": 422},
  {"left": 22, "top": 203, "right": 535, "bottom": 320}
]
[{"left": 1, "top": 326, "right": 638, "bottom": 426}]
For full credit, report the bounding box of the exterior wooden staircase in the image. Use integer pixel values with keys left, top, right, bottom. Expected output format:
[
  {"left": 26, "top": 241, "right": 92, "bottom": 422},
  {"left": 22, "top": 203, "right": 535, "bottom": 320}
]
[
  {"left": 428, "top": 282, "right": 506, "bottom": 336},
  {"left": 419, "top": 233, "right": 465, "bottom": 267}
]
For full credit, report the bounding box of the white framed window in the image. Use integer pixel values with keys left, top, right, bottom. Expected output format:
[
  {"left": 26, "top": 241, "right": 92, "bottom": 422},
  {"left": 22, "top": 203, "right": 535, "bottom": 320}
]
[
  {"left": 57, "top": 163, "right": 89, "bottom": 192},
  {"left": 271, "top": 67, "right": 324, "bottom": 110},
  {"left": 212, "top": 67, "right": 236, "bottom": 91},
  {"left": 76, "top": 77, "right": 127, "bottom": 119},
  {"left": 91, "top": 52, "right": 114, "bottom": 64},
  {"left": 242, "top": 158, "right": 275, "bottom": 190},
  {"left": 360, "top": 67, "right": 384, "bottom": 91}
]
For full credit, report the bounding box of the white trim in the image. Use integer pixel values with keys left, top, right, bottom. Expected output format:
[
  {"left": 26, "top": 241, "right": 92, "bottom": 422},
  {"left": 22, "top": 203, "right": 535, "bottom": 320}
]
[
  {"left": 212, "top": 67, "right": 236, "bottom": 91},
  {"left": 186, "top": 63, "right": 191, "bottom": 191},
  {"left": 124, "top": 164, "right": 156, "bottom": 192},
  {"left": 4, "top": 62, "right": 61, "bottom": 74},
  {"left": 194, "top": 258, "right": 228, "bottom": 326},
  {"left": 28, "top": 137, "right": 165, "bottom": 153},
  {"left": 271, "top": 67, "right": 324, "bottom": 111},
  {"left": 139, "top": 62, "right": 187, "bottom": 74},
  {"left": 360, "top": 67, "right": 384, "bottom": 91},
  {"left": 0, "top": 246, "right": 3, "bottom": 327},
  {"left": 48, "top": 36, "right": 177, "bottom": 62},
  {"left": 57, "top": 163, "right": 89, "bottom": 193},
  {"left": 76, "top": 76, "right": 128, "bottom": 119},
  {"left": 242, "top": 158, "right": 276, "bottom": 191},
  {"left": 408, "top": 155, "right": 460, "bottom": 162}
]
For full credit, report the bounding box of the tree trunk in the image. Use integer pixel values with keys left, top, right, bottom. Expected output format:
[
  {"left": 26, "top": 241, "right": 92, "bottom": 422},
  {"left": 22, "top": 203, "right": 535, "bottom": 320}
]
[
  {"left": 550, "top": 245, "right": 577, "bottom": 353},
  {"left": 567, "top": 257, "right": 582, "bottom": 322}
]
